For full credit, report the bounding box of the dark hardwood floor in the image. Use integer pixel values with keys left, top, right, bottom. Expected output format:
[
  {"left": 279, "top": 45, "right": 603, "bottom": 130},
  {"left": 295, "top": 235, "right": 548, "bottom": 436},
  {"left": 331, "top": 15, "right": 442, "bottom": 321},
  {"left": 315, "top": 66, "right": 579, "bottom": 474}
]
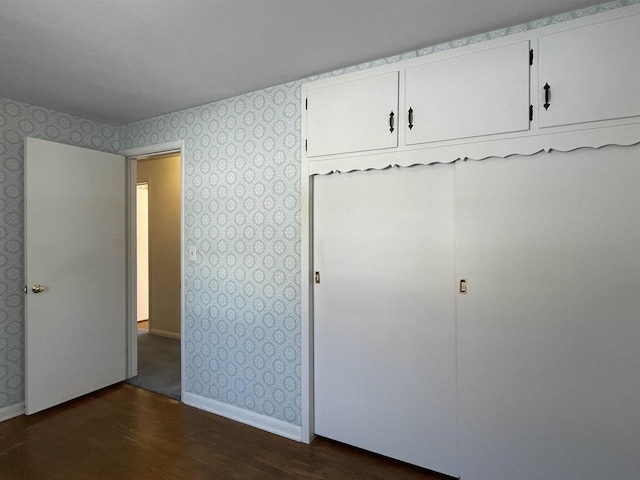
[{"left": 0, "top": 384, "right": 448, "bottom": 480}]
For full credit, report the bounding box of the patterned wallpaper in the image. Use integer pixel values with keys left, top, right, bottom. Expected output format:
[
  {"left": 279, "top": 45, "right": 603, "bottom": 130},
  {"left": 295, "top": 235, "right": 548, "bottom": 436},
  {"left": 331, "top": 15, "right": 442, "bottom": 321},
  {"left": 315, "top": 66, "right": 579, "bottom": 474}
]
[
  {"left": 121, "top": 84, "right": 305, "bottom": 424},
  {"left": 1, "top": 0, "right": 638, "bottom": 423},
  {"left": 0, "top": 97, "right": 118, "bottom": 408}
]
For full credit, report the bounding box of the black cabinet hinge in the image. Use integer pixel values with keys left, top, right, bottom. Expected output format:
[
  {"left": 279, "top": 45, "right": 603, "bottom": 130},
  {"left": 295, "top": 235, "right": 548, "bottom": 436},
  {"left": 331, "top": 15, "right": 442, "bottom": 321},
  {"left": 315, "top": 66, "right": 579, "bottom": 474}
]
[
  {"left": 530, "top": 49, "right": 534, "bottom": 66},
  {"left": 305, "top": 139, "right": 308, "bottom": 151},
  {"left": 305, "top": 98, "right": 308, "bottom": 110},
  {"left": 529, "top": 105, "right": 533, "bottom": 122}
]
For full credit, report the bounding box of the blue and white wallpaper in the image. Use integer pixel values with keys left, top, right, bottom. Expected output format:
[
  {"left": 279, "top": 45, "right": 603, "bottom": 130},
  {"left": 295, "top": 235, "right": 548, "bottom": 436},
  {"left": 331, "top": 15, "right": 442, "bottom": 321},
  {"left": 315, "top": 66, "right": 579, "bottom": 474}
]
[
  {"left": 1, "top": 0, "right": 637, "bottom": 422},
  {"left": 121, "top": 83, "right": 305, "bottom": 424}
]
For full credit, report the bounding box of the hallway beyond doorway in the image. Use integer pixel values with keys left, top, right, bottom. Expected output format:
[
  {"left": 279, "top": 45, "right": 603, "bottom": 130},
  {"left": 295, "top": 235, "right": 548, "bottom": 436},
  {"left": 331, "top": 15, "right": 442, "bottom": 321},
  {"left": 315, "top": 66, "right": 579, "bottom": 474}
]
[{"left": 127, "top": 331, "right": 180, "bottom": 400}]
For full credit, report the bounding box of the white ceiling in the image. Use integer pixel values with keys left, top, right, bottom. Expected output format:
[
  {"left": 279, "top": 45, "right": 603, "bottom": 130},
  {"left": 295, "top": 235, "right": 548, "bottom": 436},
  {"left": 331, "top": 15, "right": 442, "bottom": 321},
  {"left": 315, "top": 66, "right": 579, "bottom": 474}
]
[{"left": 0, "top": 0, "right": 606, "bottom": 125}]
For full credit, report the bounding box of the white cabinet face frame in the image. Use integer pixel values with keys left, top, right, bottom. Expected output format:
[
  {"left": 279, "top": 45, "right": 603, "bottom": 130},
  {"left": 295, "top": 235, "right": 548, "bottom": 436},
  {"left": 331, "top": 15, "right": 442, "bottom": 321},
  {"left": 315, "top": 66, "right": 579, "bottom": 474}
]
[{"left": 299, "top": 2, "right": 640, "bottom": 445}]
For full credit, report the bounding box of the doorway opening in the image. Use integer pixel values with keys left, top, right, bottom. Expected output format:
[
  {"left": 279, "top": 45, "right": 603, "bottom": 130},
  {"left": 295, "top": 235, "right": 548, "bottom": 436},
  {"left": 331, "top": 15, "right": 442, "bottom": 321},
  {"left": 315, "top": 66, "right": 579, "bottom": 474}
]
[
  {"left": 136, "top": 182, "right": 150, "bottom": 332},
  {"left": 125, "top": 148, "right": 183, "bottom": 401}
]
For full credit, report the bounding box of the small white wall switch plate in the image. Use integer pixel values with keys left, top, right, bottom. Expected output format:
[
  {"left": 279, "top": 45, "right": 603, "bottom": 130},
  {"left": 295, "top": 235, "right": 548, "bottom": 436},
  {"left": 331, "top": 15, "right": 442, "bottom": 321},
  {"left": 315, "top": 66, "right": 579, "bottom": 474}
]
[{"left": 189, "top": 245, "right": 196, "bottom": 261}]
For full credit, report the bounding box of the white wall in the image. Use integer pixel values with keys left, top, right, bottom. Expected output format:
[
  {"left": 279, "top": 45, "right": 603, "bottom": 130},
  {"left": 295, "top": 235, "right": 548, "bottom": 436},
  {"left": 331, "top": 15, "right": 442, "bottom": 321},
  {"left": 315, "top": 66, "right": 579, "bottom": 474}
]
[{"left": 136, "top": 183, "right": 149, "bottom": 322}]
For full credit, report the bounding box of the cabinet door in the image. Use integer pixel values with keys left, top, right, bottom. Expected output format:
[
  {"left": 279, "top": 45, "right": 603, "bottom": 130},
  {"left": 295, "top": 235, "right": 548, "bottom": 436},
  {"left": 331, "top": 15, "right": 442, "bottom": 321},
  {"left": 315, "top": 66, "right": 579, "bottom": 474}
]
[
  {"left": 456, "top": 146, "right": 640, "bottom": 480},
  {"left": 538, "top": 13, "right": 640, "bottom": 128},
  {"left": 306, "top": 71, "right": 398, "bottom": 157},
  {"left": 314, "top": 164, "right": 457, "bottom": 476},
  {"left": 405, "top": 41, "right": 530, "bottom": 145}
]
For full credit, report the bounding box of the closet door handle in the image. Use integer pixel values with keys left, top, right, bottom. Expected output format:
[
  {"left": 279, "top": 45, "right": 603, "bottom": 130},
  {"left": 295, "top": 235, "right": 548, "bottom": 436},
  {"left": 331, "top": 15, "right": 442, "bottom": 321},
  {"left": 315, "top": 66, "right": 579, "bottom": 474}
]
[
  {"left": 408, "top": 107, "right": 414, "bottom": 130},
  {"left": 389, "top": 111, "right": 395, "bottom": 133},
  {"left": 543, "top": 83, "right": 551, "bottom": 110}
]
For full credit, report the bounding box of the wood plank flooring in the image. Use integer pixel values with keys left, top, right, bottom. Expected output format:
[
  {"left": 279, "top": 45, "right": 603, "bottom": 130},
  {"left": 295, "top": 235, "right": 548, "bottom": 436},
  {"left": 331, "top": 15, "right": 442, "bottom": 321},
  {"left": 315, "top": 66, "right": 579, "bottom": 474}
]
[{"left": 0, "top": 384, "right": 449, "bottom": 480}]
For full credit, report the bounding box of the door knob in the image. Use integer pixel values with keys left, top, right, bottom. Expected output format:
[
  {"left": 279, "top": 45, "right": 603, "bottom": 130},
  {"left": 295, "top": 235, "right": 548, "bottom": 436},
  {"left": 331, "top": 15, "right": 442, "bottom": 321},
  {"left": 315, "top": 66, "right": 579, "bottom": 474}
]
[{"left": 31, "top": 284, "right": 45, "bottom": 294}]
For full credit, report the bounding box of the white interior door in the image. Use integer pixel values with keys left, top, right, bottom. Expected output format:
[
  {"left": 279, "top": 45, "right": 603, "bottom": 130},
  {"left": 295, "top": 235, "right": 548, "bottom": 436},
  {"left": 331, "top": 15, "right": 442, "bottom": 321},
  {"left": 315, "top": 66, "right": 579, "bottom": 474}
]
[
  {"left": 455, "top": 146, "right": 640, "bottom": 480},
  {"left": 313, "top": 164, "right": 457, "bottom": 476},
  {"left": 25, "top": 137, "right": 126, "bottom": 415}
]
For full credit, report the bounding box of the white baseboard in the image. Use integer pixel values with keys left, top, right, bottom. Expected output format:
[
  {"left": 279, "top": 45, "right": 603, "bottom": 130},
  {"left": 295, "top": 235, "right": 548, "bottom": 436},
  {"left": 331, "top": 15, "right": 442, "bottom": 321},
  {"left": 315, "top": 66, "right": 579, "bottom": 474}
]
[
  {"left": 0, "top": 402, "right": 24, "bottom": 422},
  {"left": 183, "top": 392, "right": 302, "bottom": 442},
  {"left": 149, "top": 328, "right": 180, "bottom": 339}
]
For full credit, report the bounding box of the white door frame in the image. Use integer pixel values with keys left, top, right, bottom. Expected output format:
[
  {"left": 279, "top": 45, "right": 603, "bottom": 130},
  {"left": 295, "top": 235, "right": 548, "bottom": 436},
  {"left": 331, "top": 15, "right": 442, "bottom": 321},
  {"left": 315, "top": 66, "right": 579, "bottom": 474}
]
[
  {"left": 120, "top": 141, "right": 186, "bottom": 400},
  {"left": 300, "top": 152, "right": 314, "bottom": 443}
]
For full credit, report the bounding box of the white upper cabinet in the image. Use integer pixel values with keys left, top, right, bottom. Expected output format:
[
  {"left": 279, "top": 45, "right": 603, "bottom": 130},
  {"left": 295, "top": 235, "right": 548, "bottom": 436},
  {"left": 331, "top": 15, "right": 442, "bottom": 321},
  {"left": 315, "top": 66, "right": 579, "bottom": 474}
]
[
  {"left": 538, "top": 13, "right": 640, "bottom": 128},
  {"left": 302, "top": 6, "right": 640, "bottom": 175},
  {"left": 405, "top": 41, "right": 531, "bottom": 145},
  {"left": 306, "top": 71, "right": 399, "bottom": 157}
]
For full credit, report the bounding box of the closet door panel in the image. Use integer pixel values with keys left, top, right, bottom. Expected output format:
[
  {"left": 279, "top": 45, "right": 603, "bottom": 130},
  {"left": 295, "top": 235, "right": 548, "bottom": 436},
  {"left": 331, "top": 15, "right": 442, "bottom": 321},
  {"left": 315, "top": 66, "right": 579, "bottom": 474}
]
[
  {"left": 313, "top": 164, "right": 456, "bottom": 476},
  {"left": 456, "top": 147, "right": 640, "bottom": 480}
]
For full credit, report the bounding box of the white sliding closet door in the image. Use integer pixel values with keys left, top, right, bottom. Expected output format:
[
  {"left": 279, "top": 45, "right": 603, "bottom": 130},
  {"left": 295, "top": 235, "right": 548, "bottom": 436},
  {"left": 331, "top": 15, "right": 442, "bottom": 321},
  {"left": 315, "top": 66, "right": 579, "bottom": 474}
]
[
  {"left": 313, "top": 164, "right": 457, "bottom": 476},
  {"left": 456, "top": 146, "right": 640, "bottom": 480}
]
